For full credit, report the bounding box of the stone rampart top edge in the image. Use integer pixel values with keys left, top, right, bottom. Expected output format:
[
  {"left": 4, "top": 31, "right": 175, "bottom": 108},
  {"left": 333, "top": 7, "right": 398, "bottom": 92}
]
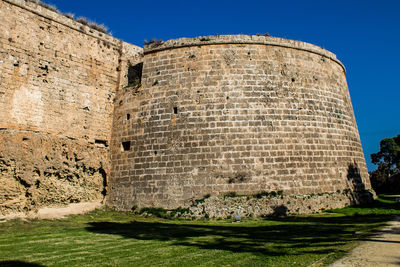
[
  {"left": 144, "top": 35, "right": 346, "bottom": 73},
  {"left": 2, "top": 0, "right": 142, "bottom": 52}
]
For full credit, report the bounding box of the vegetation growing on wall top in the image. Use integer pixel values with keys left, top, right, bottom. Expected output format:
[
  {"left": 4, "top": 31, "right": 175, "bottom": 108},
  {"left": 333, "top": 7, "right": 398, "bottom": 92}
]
[
  {"left": 144, "top": 38, "right": 164, "bottom": 47},
  {"left": 26, "top": 0, "right": 58, "bottom": 13},
  {"left": 25, "top": 0, "right": 109, "bottom": 34}
]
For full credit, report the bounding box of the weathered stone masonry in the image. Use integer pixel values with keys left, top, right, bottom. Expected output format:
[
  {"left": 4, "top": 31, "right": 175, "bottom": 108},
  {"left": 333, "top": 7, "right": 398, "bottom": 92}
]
[
  {"left": 109, "top": 35, "right": 372, "bottom": 210},
  {"left": 1, "top": 0, "right": 372, "bottom": 218},
  {"left": 0, "top": 0, "right": 141, "bottom": 216}
]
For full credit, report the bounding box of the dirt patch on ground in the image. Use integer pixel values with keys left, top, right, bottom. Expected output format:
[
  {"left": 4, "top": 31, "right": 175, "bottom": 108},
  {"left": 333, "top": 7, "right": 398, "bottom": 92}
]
[
  {"left": 36, "top": 201, "right": 102, "bottom": 219},
  {"left": 0, "top": 201, "right": 102, "bottom": 221}
]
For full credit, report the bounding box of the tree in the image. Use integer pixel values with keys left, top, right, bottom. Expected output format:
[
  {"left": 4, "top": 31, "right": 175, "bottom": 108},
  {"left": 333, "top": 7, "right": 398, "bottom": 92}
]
[
  {"left": 371, "top": 134, "right": 400, "bottom": 176},
  {"left": 370, "top": 134, "right": 400, "bottom": 193}
]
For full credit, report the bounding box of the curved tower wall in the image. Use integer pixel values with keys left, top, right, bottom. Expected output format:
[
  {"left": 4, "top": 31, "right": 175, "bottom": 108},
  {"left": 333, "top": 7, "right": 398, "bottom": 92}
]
[{"left": 109, "top": 35, "right": 370, "bottom": 209}]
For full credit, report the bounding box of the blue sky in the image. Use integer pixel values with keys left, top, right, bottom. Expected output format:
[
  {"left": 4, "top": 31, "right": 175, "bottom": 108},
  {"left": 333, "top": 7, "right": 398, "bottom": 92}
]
[{"left": 48, "top": 0, "right": 400, "bottom": 171}]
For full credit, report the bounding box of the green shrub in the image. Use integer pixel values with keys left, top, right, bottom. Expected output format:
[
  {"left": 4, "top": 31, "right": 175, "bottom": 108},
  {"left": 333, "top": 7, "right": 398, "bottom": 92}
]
[
  {"left": 343, "top": 188, "right": 352, "bottom": 194},
  {"left": 140, "top": 207, "right": 168, "bottom": 218},
  {"left": 224, "top": 192, "right": 237, "bottom": 198},
  {"left": 270, "top": 191, "right": 277, "bottom": 197},
  {"left": 193, "top": 194, "right": 211, "bottom": 205},
  {"left": 139, "top": 206, "right": 189, "bottom": 219},
  {"left": 254, "top": 191, "right": 269, "bottom": 198}
]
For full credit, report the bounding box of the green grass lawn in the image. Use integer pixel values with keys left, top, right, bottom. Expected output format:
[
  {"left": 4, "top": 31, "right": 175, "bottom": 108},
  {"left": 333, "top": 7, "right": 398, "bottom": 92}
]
[{"left": 0, "top": 198, "right": 399, "bottom": 267}]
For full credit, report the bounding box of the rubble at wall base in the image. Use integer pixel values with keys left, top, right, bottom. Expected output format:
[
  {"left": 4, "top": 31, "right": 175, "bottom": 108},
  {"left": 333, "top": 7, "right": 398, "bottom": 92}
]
[{"left": 136, "top": 190, "right": 375, "bottom": 220}]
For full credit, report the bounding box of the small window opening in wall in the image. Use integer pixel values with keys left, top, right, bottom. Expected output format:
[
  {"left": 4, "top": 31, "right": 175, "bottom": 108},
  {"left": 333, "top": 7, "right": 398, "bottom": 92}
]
[
  {"left": 154, "top": 151, "right": 157, "bottom": 155},
  {"left": 128, "top": 62, "right": 143, "bottom": 86},
  {"left": 95, "top": 139, "right": 108, "bottom": 147},
  {"left": 126, "top": 113, "right": 131, "bottom": 120},
  {"left": 173, "top": 107, "right": 178, "bottom": 114},
  {"left": 121, "top": 141, "right": 131, "bottom": 151}
]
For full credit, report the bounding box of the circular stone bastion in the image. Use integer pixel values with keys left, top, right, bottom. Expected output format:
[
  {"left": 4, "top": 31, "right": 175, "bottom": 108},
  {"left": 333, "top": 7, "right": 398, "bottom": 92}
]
[{"left": 108, "top": 35, "right": 372, "bottom": 213}]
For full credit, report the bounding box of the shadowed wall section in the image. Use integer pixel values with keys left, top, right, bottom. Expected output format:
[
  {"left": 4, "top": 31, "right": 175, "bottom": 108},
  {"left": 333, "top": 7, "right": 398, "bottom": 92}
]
[{"left": 109, "top": 35, "right": 371, "bottom": 210}]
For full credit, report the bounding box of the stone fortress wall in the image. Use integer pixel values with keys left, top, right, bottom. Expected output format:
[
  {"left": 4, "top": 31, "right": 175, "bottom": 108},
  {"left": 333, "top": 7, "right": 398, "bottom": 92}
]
[
  {"left": 0, "top": 0, "right": 142, "bottom": 217},
  {"left": 109, "top": 35, "right": 372, "bottom": 211},
  {"left": 0, "top": 0, "right": 372, "bottom": 218}
]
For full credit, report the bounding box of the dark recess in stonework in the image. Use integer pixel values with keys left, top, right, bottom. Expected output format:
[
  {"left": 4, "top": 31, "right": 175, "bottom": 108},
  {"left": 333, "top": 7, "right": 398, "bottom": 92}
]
[
  {"left": 128, "top": 62, "right": 143, "bottom": 86},
  {"left": 100, "top": 168, "right": 107, "bottom": 197},
  {"left": 122, "top": 141, "right": 131, "bottom": 151},
  {"left": 95, "top": 139, "right": 108, "bottom": 147}
]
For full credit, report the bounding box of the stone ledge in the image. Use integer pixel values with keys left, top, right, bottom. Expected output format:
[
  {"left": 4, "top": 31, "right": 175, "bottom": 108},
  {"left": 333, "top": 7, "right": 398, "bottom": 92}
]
[
  {"left": 144, "top": 34, "right": 345, "bottom": 73},
  {"left": 0, "top": 126, "right": 105, "bottom": 145}
]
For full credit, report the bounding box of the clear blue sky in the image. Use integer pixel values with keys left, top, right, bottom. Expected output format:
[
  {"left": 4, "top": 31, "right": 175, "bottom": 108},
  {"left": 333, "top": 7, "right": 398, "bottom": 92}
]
[{"left": 48, "top": 0, "right": 400, "bottom": 171}]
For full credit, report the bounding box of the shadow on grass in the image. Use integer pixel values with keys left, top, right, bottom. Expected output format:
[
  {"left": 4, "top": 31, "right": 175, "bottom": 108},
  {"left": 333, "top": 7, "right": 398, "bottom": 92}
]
[
  {"left": 85, "top": 200, "right": 399, "bottom": 257},
  {"left": 0, "top": 261, "right": 44, "bottom": 267}
]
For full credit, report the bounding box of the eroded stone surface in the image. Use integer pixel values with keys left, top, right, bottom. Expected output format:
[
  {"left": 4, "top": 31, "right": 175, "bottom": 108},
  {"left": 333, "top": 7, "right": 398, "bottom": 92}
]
[
  {"left": 0, "top": 0, "right": 142, "bottom": 217},
  {"left": 0, "top": 130, "right": 108, "bottom": 215}
]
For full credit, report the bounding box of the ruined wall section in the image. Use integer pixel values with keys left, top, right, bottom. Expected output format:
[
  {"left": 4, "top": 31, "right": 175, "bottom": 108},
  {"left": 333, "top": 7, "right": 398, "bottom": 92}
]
[
  {"left": 0, "top": 0, "right": 142, "bottom": 216},
  {"left": 109, "top": 35, "right": 370, "bottom": 210}
]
